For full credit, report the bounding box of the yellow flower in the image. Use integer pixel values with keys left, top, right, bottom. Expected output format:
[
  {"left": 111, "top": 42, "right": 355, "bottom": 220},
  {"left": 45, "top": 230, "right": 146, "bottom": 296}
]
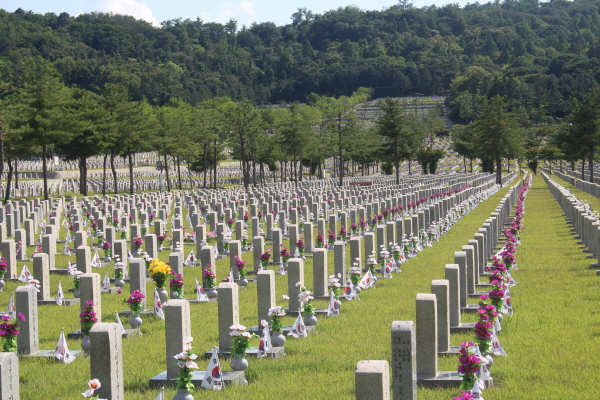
[{"left": 148, "top": 259, "right": 172, "bottom": 277}]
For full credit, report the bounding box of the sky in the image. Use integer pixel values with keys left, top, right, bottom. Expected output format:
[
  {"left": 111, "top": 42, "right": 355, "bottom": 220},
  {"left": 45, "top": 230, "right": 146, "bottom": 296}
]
[{"left": 0, "top": 0, "right": 472, "bottom": 28}]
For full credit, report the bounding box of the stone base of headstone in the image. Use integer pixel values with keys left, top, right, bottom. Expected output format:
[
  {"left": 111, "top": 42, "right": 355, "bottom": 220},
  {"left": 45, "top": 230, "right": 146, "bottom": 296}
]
[
  {"left": 149, "top": 370, "right": 247, "bottom": 388},
  {"left": 118, "top": 309, "right": 156, "bottom": 317},
  {"left": 476, "top": 282, "right": 491, "bottom": 288},
  {"left": 219, "top": 278, "right": 256, "bottom": 284},
  {"left": 49, "top": 268, "right": 72, "bottom": 275},
  {"left": 438, "top": 345, "right": 461, "bottom": 355},
  {"left": 101, "top": 288, "right": 121, "bottom": 295},
  {"left": 468, "top": 291, "right": 489, "bottom": 298},
  {"left": 122, "top": 328, "right": 143, "bottom": 338},
  {"left": 38, "top": 298, "right": 80, "bottom": 306},
  {"left": 204, "top": 346, "right": 285, "bottom": 359},
  {"left": 24, "top": 349, "right": 86, "bottom": 359},
  {"left": 461, "top": 304, "right": 479, "bottom": 314},
  {"left": 591, "top": 264, "right": 600, "bottom": 269},
  {"left": 109, "top": 278, "right": 130, "bottom": 283},
  {"left": 417, "top": 371, "right": 492, "bottom": 388},
  {"left": 248, "top": 324, "right": 316, "bottom": 337},
  {"left": 450, "top": 322, "right": 476, "bottom": 334},
  {"left": 68, "top": 329, "right": 139, "bottom": 340}
]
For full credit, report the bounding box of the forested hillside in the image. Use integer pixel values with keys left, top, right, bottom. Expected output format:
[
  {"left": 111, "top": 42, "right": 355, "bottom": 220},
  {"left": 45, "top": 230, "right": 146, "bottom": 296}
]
[{"left": 1, "top": 0, "right": 600, "bottom": 120}]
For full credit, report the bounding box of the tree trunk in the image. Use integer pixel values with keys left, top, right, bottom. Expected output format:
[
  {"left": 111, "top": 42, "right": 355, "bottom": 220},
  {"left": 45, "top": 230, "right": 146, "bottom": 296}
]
[
  {"left": 463, "top": 155, "right": 467, "bottom": 174},
  {"left": 102, "top": 154, "right": 107, "bottom": 197},
  {"left": 14, "top": 159, "right": 18, "bottom": 187},
  {"left": 213, "top": 140, "right": 218, "bottom": 189},
  {"left": 203, "top": 143, "right": 208, "bottom": 189},
  {"left": 395, "top": 144, "right": 400, "bottom": 184},
  {"left": 177, "top": 156, "right": 182, "bottom": 190},
  {"left": 496, "top": 156, "right": 502, "bottom": 185},
  {"left": 590, "top": 150, "right": 595, "bottom": 183},
  {"left": 128, "top": 153, "right": 135, "bottom": 195},
  {"left": 187, "top": 162, "right": 194, "bottom": 189},
  {"left": 110, "top": 150, "right": 118, "bottom": 195},
  {"left": 251, "top": 152, "right": 257, "bottom": 187},
  {"left": 260, "top": 162, "right": 264, "bottom": 183},
  {"left": 4, "top": 157, "right": 12, "bottom": 203},
  {"left": 582, "top": 154, "right": 586, "bottom": 180},
  {"left": 163, "top": 154, "right": 171, "bottom": 192},
  {"left": 79, "top": 157, "right": 88, "bottom": 196},
  {"left": 42, "top": 142, "right": 48, "bottom": 200}
]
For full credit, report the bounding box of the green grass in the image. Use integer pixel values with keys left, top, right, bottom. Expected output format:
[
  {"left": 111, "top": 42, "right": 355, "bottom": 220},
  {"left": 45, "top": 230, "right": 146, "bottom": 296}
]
[
  {"left": 420, "top": 175, "right": 600, "bottom": 399},
  {"left": 5, "top": 178, "right": 580, "bottom": 399}
]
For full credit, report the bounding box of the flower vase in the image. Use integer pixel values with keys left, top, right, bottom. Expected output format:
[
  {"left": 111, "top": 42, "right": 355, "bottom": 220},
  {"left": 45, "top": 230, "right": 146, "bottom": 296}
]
[
  {"left": 0, "top": 278, "right": 5, "bottom": 292},
  {"left": 129, "top": 314, "right": 143, "bottom": 330},
  {"left": 230, "top": 355, "right": 249, "bottom": 372},
  {"left": 172, "top": 388, "right": 194, "bottom": 400},
  {"left": 237, "top": 278, "right": 248, "bottom": 288},
  {"left": 207, "top": 287, "right": 218, "bottom": 299},
  {"left": 81, "top": 335, "right": 91, "bottom": 355},
  {"left": 104, "top": 256, "right": 111, "bottom": 262},
  {"left": 483, "top": 352, "right": 494, "bottom": 370},
  {"left": 74, "top": 289, "right": 80, "bottom": 298},
  {"left": 353, "top": 285, "right": 362, "bottom": 295},
  {"left": 114, "top": 279, "right": 125, "bottom": 288},
  {"left": 270, "top": 331, "right": 286, "bottom": 347},
  {"left": 303, "top": 313, "right": 317, "bottom": 327},
  {"left": 157, "top": 287, "right": 168, "bottom": 303}
]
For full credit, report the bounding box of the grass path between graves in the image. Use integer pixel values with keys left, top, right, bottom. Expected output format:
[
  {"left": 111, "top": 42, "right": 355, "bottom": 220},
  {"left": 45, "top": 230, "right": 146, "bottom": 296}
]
[
  {"left": 5, "top": 179, "right": 524, "bottom": 400},
  {"left": 426, "top": 174, "right": 600, "bottom": 399}
]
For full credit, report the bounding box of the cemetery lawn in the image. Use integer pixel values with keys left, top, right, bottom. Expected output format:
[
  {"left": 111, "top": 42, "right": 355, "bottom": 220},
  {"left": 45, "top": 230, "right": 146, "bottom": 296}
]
[
  {"left": 8, "top": 174, "right": 598, "bottom": 399},
  {"left": 421, "top": 174, "right": 600, "bottom": 399}
]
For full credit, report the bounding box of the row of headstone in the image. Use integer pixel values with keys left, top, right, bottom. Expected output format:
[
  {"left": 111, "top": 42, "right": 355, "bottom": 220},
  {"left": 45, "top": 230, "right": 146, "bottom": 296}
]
[
  {"left": 542, "top": 172, "right": 600, "bottom": 266},
  {"left": 357, "top": 175, "right": 527, "bottom": 399}
]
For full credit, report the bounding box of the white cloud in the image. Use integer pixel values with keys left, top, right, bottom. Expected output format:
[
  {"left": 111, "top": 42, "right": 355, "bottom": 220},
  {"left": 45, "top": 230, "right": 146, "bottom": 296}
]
[
  {"left": 84, "top": 0, "right": 160, "bottom": 26},
  {"left": 217, "top": 1, "right": 256, "bottom": 23}
]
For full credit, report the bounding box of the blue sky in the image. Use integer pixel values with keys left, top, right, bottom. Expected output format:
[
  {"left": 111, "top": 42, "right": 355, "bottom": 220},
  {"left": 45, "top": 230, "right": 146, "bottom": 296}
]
[{"left": 0, "top": 0, "right": 472, "bottom": 28}]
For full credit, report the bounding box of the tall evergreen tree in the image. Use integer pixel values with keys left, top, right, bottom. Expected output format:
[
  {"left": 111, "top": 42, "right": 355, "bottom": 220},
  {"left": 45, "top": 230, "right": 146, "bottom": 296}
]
[
  {"left": 470, "top": 95, "right": 523, "bottom": 184},
  {"left": 7, "top": 59, "right": 71, "bottom": 200}
]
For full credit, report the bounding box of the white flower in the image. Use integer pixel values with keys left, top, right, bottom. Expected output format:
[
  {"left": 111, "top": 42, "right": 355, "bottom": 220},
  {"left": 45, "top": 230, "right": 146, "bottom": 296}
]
[
  {"left": 241, "top": 332, "right": 251, "bottom": 338},
  {"left": 177, "top": 360, "right": 185, "bottom": 368},
  {"left": 260, "top": 319, "right": 269, "bottom": 327},
  {"left": 183, "top": 336, "right": 194, "bottom": 344},
  {"left": 295, "top": 281, "right": 302, "bottom": 287},
  {"left": 230, "top": 324, "right": 246, "bottom": 331},
  {"left": 185, "top": 361, "right": 198, "bottom": 369},
  {"left": 174, "top": 351, "right": 188, "bottom": 360},
  {"left": 82, "top": 389, "right": 95, "bottom": 397},
  {"left": 230, "top": 330, "right": 242, "bottom": 337},
  {"left": 87, "top": 379, "right": 101, "bottom": 390},
  {"left": 282, "top": 294, "right": 289, "bottom": 300}
]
